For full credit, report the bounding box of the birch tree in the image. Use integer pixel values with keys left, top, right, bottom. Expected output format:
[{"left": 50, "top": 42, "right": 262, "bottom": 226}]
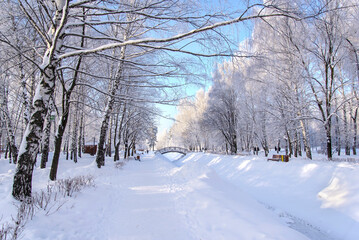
[{"left": 12, "top": 0, "right": 70, "bottom": 200}]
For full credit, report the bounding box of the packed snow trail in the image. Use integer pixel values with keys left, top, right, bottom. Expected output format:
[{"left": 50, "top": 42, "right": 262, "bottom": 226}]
[{"left": 22, "top": 153, "right": 308, "bottom": 240}]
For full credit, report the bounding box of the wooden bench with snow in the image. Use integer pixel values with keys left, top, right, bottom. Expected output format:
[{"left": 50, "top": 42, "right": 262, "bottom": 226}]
[{"left": 267, "top": 154, "right": 289, "bottom": 162}]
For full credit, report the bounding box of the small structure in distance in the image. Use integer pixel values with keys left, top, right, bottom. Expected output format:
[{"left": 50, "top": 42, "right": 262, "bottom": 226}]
[
  {"left": 83, "top": 145, "right": 97, "bottom": 156},
  {"left": 155, "top": 147, "right": 189, "bottom": 155}
]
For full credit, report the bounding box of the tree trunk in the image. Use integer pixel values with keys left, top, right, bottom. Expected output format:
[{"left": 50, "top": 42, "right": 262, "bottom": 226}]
[
  {"left": 113, "top": 112, "right": 119, "bottom": 161},
  {"left": 297, "top": 130, "right": 302, "bottom": 157},
  {"left": 50, "top": 106, "right": 71, "bottom": 180},
  {"left": 50, "top": 48, "right": 85, "bottom": 178},
  {"left": 261, "top": 113, "right": 269, "bottom": 157},
  {"left": 96, "top": 46, "right": 127, "bottom": 168},
  {"left": 277, "top": 140, "right": 281, "bottom": 153},
  {"left": 5, "top": 143, "right": 10, "bottom": 160},
  {"left": 326, "top": 120, "right": 333, "bottom": 160},
  {"left": 114, "top": 101, "right": 127, "bottom": 161},
  {"left": 40, "top": 109, "right": 52, "bottom": 169},
  {"left": 66, "top": 136, "right": 70, "bottom": 160},
  {"left": 78, "top": 110, "right": 84, "bottom": 158},
  {"left": 114, "top": 142, "right": 121, "bottom": 161},
  {"left": 21, "top": 64, "right": 30, "bottom": 126},
  {"left": 294, "top": 131, "right": 298, "bottom": 158},
  {"left": 106, "top": 115, "right": 112, "bottom": 157},
  {"left": 124, "top": 139, "right": 128, "bottom": 159},
  {"left": 286, "top": 130, "right": 292, "bottom": 157},
  {"left": 353, "top": 108, "right": 358, "bottom": 155},
  {"left": 12, "top": 0, "right": 69, "bottom": 200},
  {"left": 299, "top": 118, "right": 312, "bottom": 159},
  {"left": 71, "top": 99, "right": 79, "bottom": 163},
  {"left": 12, "top": 64, "right": 56, "bottom": 200},
  {"left": 5, "top": 117, "right": 18, "bottom": 164},
  {"left": 1, "top": 80, "right": 18, "bottom": 164},
  {"left": 343, "top": 103, "right": 350, "bottom": 155},
  {"left": 131, "top": 139, "right": 136, "bottom": 156},
  {"left": 66, "top": 117, "right": 71, "bottom": 161},
  {"left": 285, "top": 138, "right": 288, "bottom": 156},
  {"left": 230, "top": 133, "right": 237, "bottom": 154},
  {"left": 335, "top": 114, "right": 341, "bottom": 156}
]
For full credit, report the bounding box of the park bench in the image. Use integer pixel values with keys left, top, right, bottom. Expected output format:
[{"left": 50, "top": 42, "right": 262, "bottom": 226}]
[{"left": 267, "top": 154, "right": 289, "bottom": 162}]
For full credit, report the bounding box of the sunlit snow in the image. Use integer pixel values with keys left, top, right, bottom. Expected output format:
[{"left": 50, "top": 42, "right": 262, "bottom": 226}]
[{"left": 1, "top": 152, "right": 359, "bottom": 240}]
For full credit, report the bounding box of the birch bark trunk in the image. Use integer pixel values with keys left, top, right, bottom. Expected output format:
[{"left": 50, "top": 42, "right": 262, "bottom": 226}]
[
  {"left": 40, "top": 104, "right": 53, "bottom": 168},
  {"left": 12, "top": 1, "right": 69, "bottom": 200},
  {"left": 12, "top": 63, "right": 57, "bottom": 200},
  {"left": 96, "top": 45, "right": 127, "bottom": 167}
]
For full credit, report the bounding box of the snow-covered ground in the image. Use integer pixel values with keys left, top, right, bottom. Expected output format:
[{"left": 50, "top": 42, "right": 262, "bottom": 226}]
[
  {"left": 174, "top": 152, "right": 359, "bottom": 240},
  {"left": 1, "top": 151, "right": 358, "bottom": 240}
]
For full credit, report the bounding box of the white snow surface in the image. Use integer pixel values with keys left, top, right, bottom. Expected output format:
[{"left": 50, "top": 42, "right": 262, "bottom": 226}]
[{"left": 1, "top": 151, "right": 359, "bottom": 240}]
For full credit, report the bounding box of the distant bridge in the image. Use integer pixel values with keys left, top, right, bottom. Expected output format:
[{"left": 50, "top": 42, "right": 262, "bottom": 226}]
[{"left": 155, "top": 147, "right": 189, "bottom": 155}]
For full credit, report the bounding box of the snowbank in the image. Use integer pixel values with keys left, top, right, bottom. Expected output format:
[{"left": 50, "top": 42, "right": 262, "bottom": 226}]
[{"left": 175, "top": 152, "right": 359, "bottom": 240}]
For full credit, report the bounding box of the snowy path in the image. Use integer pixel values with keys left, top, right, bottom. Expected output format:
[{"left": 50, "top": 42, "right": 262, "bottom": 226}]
[
  {"left": 25, "top": 155, "right": 193, "bottom": 240},
  {"left": 22, "top": 154, "right": 309, "bottom": 240}
]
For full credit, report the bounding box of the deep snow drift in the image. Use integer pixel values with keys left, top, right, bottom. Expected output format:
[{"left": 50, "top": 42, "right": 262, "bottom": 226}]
[{"left": 0, "top": 151, "right": 358, "bottom": 240}]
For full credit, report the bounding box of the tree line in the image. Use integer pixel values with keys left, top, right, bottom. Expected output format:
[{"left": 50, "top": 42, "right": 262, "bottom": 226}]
[{"left": 161, "top": 0, "right": 359, "bottom": 161}]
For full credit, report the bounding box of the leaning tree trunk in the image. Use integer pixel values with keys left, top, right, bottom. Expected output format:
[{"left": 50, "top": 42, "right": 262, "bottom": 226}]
[
  {"left": 12, "top": 0, "right": 69, "bottom": 201},
  {"left": 49, "top": 19, "right": 85, "bottom": 179},
  {"left": 12, "top": 64, "right": 56, "bottom": 200},
  {"left": 96, "top": 46, "right": 127, "bottom": 168},
  {"left": 96, "top": 110, "right": 112, "bottom": 166},
  {"left": 50, "top": 103, "right": 71, "bottom": 180}
]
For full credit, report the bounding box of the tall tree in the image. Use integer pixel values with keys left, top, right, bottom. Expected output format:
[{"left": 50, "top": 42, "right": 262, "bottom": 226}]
[{"left": 12, "top": 0, "right": 69, "bottom": 200}]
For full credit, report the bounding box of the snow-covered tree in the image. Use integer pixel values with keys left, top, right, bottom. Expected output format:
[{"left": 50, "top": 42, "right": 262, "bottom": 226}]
[{"left": 169, "top": 89, "right": 209, "bottom": 150}]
